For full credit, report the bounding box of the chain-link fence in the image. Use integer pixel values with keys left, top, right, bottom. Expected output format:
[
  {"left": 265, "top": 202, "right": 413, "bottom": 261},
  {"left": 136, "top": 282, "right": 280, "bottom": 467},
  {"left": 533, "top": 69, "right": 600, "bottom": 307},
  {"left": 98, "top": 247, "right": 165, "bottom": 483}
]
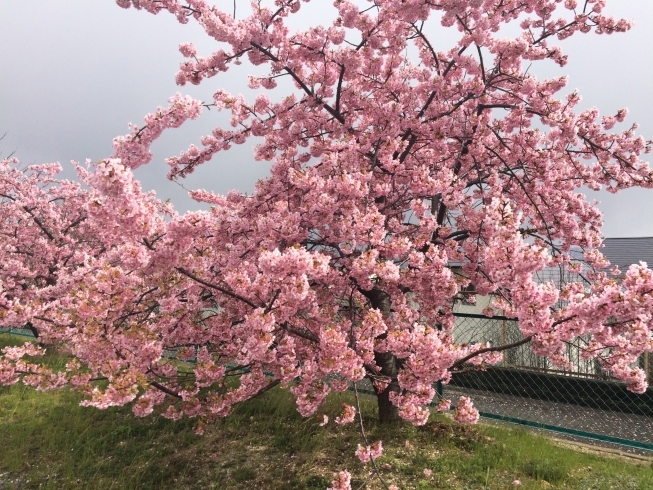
[
  {"left": 448, "top": 312, "right": 653, "bottom": 451},
  {"left": 0, "top": 326, "right": 36, "bottom": 337},
  {"left": 3, "top": 309, "right": 652, "bottom": 451}
]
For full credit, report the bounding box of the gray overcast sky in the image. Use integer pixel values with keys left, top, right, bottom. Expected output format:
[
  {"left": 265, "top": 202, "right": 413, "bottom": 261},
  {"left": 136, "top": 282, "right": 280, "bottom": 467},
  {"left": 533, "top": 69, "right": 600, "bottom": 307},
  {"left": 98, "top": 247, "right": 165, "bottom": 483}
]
[{"left": 1, "top": 1, "right": 652, "bottom": 237}]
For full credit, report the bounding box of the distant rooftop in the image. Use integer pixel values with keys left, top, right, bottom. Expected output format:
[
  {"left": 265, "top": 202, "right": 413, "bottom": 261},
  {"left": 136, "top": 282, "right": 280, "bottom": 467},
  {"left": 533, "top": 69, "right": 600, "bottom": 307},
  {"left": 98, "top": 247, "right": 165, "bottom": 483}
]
[{"left": 602, "top": 237, "right": 653, "bottom": 272}]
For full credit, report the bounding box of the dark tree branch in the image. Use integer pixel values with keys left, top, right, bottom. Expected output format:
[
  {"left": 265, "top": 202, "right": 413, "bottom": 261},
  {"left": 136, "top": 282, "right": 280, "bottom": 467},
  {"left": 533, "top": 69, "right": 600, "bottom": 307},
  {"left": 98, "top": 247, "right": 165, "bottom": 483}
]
[
  {"left": 450, "top": 335, "right": 533, "bottom": 369},
  {"left": 280, "top": 321, "right": 320, "bottom": 343},
  {"left": 176, "top": 267, "right": 260, "bottom": 309},
  {"left": 22, "top": 207, "right": 55, "bottom": 241},
  {"left": 150, "top": 381, "right": 182, "bottom": 399},
  {"left": 250, "top": 42, "right": 345, "bottom": 124}
]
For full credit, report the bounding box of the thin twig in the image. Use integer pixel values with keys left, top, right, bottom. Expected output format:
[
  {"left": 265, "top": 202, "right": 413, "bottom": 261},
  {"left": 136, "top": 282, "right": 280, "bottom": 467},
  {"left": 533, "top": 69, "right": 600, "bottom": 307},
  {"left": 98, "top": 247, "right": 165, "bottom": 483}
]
[{"left": 353, "top": 382, "right": 391, "bottom": 490}]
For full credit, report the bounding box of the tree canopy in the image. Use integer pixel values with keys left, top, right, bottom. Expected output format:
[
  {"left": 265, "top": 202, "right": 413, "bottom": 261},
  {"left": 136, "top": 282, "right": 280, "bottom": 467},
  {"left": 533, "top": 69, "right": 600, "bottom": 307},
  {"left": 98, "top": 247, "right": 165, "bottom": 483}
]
[{"left": 2, "top": 0, "right": 652, "bottom": 445}]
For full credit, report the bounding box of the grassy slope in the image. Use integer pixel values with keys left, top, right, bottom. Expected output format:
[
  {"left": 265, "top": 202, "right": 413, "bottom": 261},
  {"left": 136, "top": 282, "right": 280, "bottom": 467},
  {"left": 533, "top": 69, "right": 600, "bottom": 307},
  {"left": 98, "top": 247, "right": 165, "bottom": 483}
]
[{"left": 0, "top": 335, "right": 651, "bottom": 489}]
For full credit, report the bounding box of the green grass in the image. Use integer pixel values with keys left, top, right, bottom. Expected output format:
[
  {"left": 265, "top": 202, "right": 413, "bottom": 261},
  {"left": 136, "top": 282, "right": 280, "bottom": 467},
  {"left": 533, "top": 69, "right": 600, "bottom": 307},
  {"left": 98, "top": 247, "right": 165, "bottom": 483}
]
[{"left": 0, "top": 334, "right": 652, "bottom": 489}]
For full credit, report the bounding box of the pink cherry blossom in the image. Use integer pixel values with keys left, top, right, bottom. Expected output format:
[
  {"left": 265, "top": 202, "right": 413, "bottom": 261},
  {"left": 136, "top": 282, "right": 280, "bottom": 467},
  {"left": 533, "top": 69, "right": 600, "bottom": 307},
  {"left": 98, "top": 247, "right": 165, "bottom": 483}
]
[
  {"left": 328, "top": 470, "right": 352, "bottom": 490},
  {"left": 453, "top": 397, "right": 480, "bottom": 424},
  {"left": 335, "top": 404, "right": 356, "bottom": 425},
  {"left": 355, "top": 440, "right": 383, "bottom": 463},
  {"left": 436, "top": 399, "right": 452, "bottom": 412}
]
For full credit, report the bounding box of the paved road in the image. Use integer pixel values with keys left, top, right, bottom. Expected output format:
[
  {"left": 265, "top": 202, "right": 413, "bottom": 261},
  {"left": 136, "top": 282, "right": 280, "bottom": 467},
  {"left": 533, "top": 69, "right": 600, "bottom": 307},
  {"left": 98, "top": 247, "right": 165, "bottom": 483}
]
[{"left": 444, "top": 386, "right": 653, "bottom": 455}]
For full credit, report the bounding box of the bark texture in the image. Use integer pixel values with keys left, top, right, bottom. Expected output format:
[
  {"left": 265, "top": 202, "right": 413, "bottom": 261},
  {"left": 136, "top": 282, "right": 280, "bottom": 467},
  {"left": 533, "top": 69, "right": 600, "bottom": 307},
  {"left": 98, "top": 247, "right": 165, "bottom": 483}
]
[{"left": 368, "top": 288, "right": 401, "bottom": 422}]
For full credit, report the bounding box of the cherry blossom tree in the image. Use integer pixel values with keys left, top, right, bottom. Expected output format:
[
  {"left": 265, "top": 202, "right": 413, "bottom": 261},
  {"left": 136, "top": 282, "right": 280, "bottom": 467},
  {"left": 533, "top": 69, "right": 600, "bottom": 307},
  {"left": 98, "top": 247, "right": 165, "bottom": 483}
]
[
  {"left": 2, "top": 0, "right": 653, "bottom": 450},
  {"left": 0, "top": 156, "right": 174, "bottom": 395},
  {"left": 0, "top": 158, "right": 94, "bottom": 341}
]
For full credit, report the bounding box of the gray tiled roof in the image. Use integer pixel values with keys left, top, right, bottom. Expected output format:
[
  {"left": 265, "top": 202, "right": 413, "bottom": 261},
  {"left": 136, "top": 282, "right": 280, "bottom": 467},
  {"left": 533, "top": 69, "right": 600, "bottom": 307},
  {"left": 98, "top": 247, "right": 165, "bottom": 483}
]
[{"left": 601, "top": 237, "right": 653, "bottom": 272}]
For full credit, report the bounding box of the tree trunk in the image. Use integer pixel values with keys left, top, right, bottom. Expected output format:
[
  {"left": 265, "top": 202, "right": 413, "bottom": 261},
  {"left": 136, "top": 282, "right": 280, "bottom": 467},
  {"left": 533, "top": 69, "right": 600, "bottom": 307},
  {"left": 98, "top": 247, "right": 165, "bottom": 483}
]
[
  {"left": 367, "top": 288, "right": 401, "bottom": 422},
  {"left": 25, "top": 321, "right": 39, "bottom": 339},
  {"left": 374, "top": 350, "right": 401, "bottom": 422}
]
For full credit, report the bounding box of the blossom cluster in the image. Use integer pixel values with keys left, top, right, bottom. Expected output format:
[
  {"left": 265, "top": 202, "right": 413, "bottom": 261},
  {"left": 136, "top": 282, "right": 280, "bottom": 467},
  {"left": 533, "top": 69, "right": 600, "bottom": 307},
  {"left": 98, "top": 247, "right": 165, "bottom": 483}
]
[
  {"left": 355, "top": 440, "right": 383, "bottom": 463},
  {"left": 453, "top": 396, "right": 480, "bottom": 424}
]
